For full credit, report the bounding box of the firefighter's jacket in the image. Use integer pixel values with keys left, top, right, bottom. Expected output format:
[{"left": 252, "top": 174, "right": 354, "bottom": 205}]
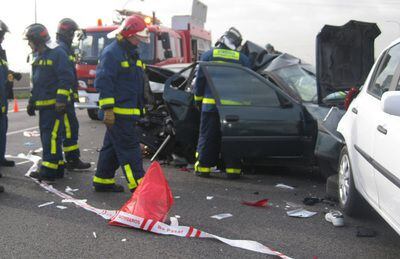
[
  {"left": 95, "top": 39, "right": 145, "bottom": 119},
  {"left": 31, "top": 46, "right": 74, "bottom": 109},
  {"left": 0, "top": 46, "right": 7, "bottom": 113},
  {"left": 194, "top": 47, "right": 250, "bottom": 112},
  {"left": 58, "top": 40, "right": 79, "bottom": 102}
]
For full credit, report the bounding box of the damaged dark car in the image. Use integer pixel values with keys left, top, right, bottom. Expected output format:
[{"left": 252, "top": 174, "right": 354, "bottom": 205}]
[{"left": 139, "top": 20, "right": 380, "bottom": 178}]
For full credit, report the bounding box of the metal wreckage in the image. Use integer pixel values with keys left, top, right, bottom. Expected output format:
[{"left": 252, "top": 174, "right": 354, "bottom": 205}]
[{"left": 137, "top": 20, "right": 380, "bottom": 178}]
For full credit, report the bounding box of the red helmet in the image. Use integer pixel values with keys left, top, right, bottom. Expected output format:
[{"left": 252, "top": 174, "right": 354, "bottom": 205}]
[{"left": 117, "top": 15, "right": 149, "bottom": 42}]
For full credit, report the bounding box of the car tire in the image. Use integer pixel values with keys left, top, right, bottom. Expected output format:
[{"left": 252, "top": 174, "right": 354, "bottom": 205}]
[
  {"left": 338, "top": 145, "right": 362, "bottom": 216},
  {"left": 87, "top": 108, "right": 100, "bottom": 121}
]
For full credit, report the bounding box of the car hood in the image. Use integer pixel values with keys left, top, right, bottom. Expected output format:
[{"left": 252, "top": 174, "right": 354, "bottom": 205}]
[{"left": 316, "top": 20, "right": 381, "bottom": 103}]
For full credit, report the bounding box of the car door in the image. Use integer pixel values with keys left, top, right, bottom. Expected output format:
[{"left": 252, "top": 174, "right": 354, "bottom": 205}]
[
  {"left": 350, "top": 45, "right": 400, "bottom": 205},
  {"left": 200, "top": 63, "right": 316, "bottom": 164},
  {"left": 373, "top": 45, "right": 400, "bottom": 228}
]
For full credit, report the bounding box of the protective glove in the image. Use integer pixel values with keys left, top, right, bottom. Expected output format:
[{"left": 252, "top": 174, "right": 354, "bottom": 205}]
[
  {"left": 27, "top": 103, "right": 36, "bottom": 116},
  {"left": 55, "top": 102, "right": 67, "bottom": 115},
  {"left": 103, "top": 108, "right": 115, "bottom": 128}
]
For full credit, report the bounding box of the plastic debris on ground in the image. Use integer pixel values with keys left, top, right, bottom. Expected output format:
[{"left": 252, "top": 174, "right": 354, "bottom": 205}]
[
  {"left": 23, "top": 130, "right": 40, "bottom": 137},
  {"left": 174, "top": 196, "right": 180, "bottom": 199},
  {"left": 32, "top": 147, "right": 43, "bottom": 154},
  {"left": 38, "top": 201, "right": 54, "bottom": 208},
  {"left": 24, "top": 142, "right": 36, "bottom": 147},
  {"left": 170, "top": 216, "right": 179, "bottom": 227},
  {"left": 356, "top": 226, "right": 377, "bottom": 237},
  {"left": 93, "top": 232, "right": 97, "bottom": 239},
  {"left": 275, "top": 183, "right": 295, "bottom": 190},
  {"left": 211, "top": 213, "right": 233, "bottom": 220},
  {"left": 241, "top": 199, "right": 269, "bottom": 207},
  {"left": 287, "top": 208, "right": 317, "bottom": 218},
  {"left": 121, "top": 238, "right": 127, "bottom": 242},
  {"left": 56, "top": 206, "right": 68, "bottom": 210},
  {"left": 65, "top": 186, "right": 79, "bottom": 196},
  {"left": 206, "top": 196, "right": 214, "bottom": 200}
]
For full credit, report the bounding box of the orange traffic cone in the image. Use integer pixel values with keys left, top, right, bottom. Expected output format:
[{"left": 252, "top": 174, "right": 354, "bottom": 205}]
[{"left": 13, "top": 98, "right": 19, "bottom": 112}]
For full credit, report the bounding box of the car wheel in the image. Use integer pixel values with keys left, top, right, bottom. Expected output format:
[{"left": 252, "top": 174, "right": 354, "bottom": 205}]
[
  {"left": 87, "top": 108, "right": 100, "bottom": 121},
  {"left": 338, "top": 145, "right": 362, "bottom": 216}
]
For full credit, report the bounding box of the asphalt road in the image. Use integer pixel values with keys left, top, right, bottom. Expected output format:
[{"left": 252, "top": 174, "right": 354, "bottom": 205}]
[{"left": 0, "top": 101, "right": 399, "bottom": 258}]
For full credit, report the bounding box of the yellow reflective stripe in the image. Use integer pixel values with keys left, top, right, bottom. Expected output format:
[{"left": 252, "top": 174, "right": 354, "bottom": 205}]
[
  {"left": 51, "top": 119, "right": 60, "bottom": 155},
  {"left": 213, "top": 49, "right": 240, "bottom": 60},
  {"left": 38, "top": 59, "right": 53, "bottom": 66},
  {"left": 93, "top": 176, "right": 116, "bottom": 185},
  {"left": 194, "top": 161, "right": 211, "bottom": 173},
  {"left": 57, "top": 89, "right": 70, "bottom": 97},
  {"left": 74, "top": 93, "right": 79, "bottom": 99},
  {"left": 58, "top": 160, "right": 65, "bottom": 165},
  {"left": 63, "top": 144, "right": 79, "bottom": 152},
  {"left": 99, "top": 98, "right": 115, "bottom": 107},
  {"left": 226, "top": 168, "right": 241, "bottom": 174},
  {"left": 202, "top": 98, "right": 216, "bottom": 104},
  {"left": 35, "top": 99, "right": 56, "bottom": 106},
  {"left": 142, "top": 108, "right": 146, "bottom": 115},
  {"left": 1, "top": 106, "right": 5, "bottom": 113},
  {"left": 136, "top": 60, "right": 143, "bottom": 68},
  {"left": 113, "top": 107, "right": 141, "bottom": 115},
  {"left": 194, "top": 95, "right": 203, "bottom": 101},
  {"left": 121, "top": 61, "right": 129, "bottom": 68},
  {"left": 195, "top": 152, "right": 199, "bottom": 159},
  {"left": 124, "top": 164, "right": 139, "bottom": 190},
  {"left": 64, "top": 114, "right": 72, "bottom": 139},
  {"left": 42, "top": 161, "right": 58, "bottom": 170},
  {"left": 69, "top": 55, "right": 76, "bottom": 62}
]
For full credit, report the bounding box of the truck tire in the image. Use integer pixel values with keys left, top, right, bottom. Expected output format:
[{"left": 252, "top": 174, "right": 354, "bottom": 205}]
[
  {"left": 87, "top": 108, "right": 100, "bottom": 121},
  {"left": 338, "top": 145, "right": 362, "bottom": 216}
]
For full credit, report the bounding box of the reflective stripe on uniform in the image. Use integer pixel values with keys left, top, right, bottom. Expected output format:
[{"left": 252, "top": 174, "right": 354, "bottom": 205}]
[
  {"left": 1, "top": 106, "right": 5, "bottom": 113},
  {"left": 99, "top": 98, "right": 115, "bottom": 108},
  {"left": 38, "top": 59, "right": 53, "bottom": 66},
  {"left": 63, "top": 144, "right": 79, "bottom": 152},
  {"left": 64, "top": 114, "right": 72, "bottom": 139},
  {"left": 57, "top": 89, "right": 70, "bottom": 97},
  {"left": 121, "top": 61, "right": 130, "bottom": 68},
  {"left": 35, "top": 99, "right": 56, "bottom": 106},
  {"left": 212, "top": 49, "right": 240, "bottom": 61},
  {"left": 220, "top": 99, "right": 248, "bottom": 105},
  {"left": 0, "top": 59, "right": 7, "bottom": 65},
  {"left": 194, "top": 161, "right": 211, "bottom": 173},
  {"left": 69, "top": 55, "right": 76, "bottom": 62},
  {"left": 226, "top": 168, "right": 241, "bottom": 174},
  {"left": 202, "top": 98, "right": 216, "bottom": 104},
  {"left": 113, "top": 107, "right": 141, "bottom": 116},
  {"left": 124, "top": 164, "right": 139, "bottom": 190},
  {"left": 42, "top": 161, "right": 58, "bottom": 170},
  {"left": 195, "top": 152, "right": 199, "bottom": 159},
  {"left": 58, "top": 160, "right": 65, "bottom": 166},
  {"left": 93, "top": 176, "right": 115, "bottom": 185},
  {"left": 51, "top": 119, "right": 60, "bottom": 155},
  {"left": 194, "top": 95, "right": 203, "bottom": 101}
]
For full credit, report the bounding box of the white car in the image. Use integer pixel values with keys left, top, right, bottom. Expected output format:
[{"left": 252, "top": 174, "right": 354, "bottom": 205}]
[{"left": 337, "top": 38, "right": 400, "bottom": 235}]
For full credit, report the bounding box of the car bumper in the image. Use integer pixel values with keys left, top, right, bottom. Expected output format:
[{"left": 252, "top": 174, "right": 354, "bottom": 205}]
[{"left": 75, "top": 90, "right": 99, "bottom": 109}]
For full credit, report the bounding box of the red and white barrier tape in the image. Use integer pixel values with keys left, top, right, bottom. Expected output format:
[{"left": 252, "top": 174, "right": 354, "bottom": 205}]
[{"left": 13, "top": 153, "right": 293, "bottom": 259}]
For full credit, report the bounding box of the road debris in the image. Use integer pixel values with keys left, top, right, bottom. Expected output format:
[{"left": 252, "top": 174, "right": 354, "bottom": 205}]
[
  {"left": 303, "top": 197, "right": 322, "bottom": 206},
  {"left": 24, "top": 142, "right": 36, "bottom": 147},
  {"left": 65, "top": 186, "right": 79, "bottom": 196},
  {"left": 23, "top": 130, "right": 40, "bottom": 137},
  {"left": 170, "top": 216, "right": 179, "bottom": 226},
  {"left": 211, "top": 213, "right": 233, "bottom": 220},
  {"left": 93, "top": 232, "right": 97, "bottom": 239},
  {"left": 287, "top": 208, "right": 317, "bottom": 218},
  {"left": 325, "top": 210, "right": 344, "bottom": 227},
  {"left": 38, "top": 201, "right": 54, "bottom": 208},
  {"left": 275, "top": 184, "right": 295, "bottom": 190},
  {"left": 206, "top": 196, "right": 214, "bottom": 200},
  {"left": 241, "top": 199, "right": 269, "bottom": 207},
  {"left": 121, "top": 238, "right": 127, "bottom": 242},
  {"left": 56, "top": 206, "right": 68, "bottom": 210}
]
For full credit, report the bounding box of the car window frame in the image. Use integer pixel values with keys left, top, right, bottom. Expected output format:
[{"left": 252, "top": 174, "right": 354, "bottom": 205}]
[
  {"left": 367, "top": 43, "right": 400, "bottom": 99},
  {"left": 199, "top": 62, "right": 299, "bottom": 108}
]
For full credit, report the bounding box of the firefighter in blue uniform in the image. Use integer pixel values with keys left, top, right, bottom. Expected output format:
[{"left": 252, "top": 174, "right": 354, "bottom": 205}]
[
  {"left": 24, "top": 24, "right": 75, "bottom": 181},
  {"left": 0, "top": 20, "right": 11, "bottom": 192},
  {"left": 194, "top": 27, "right": 250, "bottom": 179},
  {"left": 56, "top": 18, "right": 91, "bottom": 170},
  {"left": 93, "top": 15, "right": 149, "bottom": 192}
]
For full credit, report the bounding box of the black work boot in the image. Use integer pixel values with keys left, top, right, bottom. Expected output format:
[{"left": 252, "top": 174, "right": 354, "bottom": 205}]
[
  {"left": 0, "top": 159, "right": 15, "bottom": 167},
  {"left": 94, "top": 184, "right": 124, "bottom": 193},
  {"left": 29, "top": 171, "right": 56, "bottom": 182},
  {"left": 66, "top": 158, "right": 91, "bottom": 171},
  {"left": 0, "top": 185, "right": 4, "bottom": 193}
]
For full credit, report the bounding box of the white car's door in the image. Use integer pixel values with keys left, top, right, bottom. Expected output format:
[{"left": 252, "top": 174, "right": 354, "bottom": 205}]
[
  {"left": 352, "top": 45, "right": 400, "bottom": 205},
  {"left": 372, "top": 46, "right": 400, "bottom": 231}
]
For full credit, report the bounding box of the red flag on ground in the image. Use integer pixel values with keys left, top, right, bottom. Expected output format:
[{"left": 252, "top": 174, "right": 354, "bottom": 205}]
[
  {"left": 109, "top": 162, "right": 174, "bottom": 226},
  {"left": 241, "top": 199, "right": 269, "bottom": 207}
]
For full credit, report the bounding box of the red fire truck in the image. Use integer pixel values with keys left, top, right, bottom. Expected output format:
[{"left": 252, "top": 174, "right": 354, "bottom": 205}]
[{"left": 76, "top": 10, "right": 211, "bottom": 120}]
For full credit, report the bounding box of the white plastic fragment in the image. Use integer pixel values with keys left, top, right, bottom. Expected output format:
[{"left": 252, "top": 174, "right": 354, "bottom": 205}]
[
  {"left": 211, "top": 213, "right": 233, "bottom": 220},
  {"left": 170, "top": 217, "right": 179, "bottom": 227},
  {"left": 175, "top": 215, "right": 181, "bottom": 219},
  {"left": 23, "top": 130, "right": 40, "bottom": 137},
  {"left": 65, "top": 186, "right": 79, "bottom": 195},
  {"left": 93, "top": 232, "right": 97, "bottom": 239},
  {"left": 38, "top": 201, "right": 54, "bottom": 208},
  {"left": 174, "top": 196, "right": 181, "bottom": 199},
  {"left": 56, "top": 206, "right": 68, "bottom": 210},
  {"left": 121, "top": 238, "right": 127, "bottom": 242},
  {"left": 275, "top": 184, "right": 295, "bottom": 190},
  {"left": 287, "top": 208, "right": 317, "bottom": 218},
  {"left": 206, "top": 196, "right": 214, "bottom": 200}
]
